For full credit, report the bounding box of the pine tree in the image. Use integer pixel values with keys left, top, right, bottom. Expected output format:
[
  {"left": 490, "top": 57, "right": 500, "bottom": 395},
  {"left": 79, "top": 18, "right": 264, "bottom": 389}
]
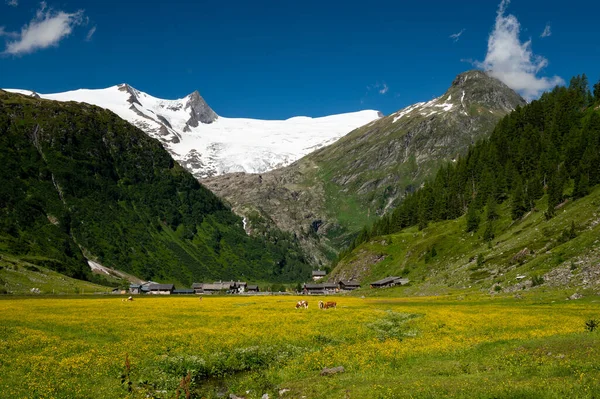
[
  {"left": 593, "top": 80, "right": 600, "bottom": 102},
  {"left": 485, "top": 196, "right": 499, "bottom": 221},
  {"left": 573, "top": 172, "right": 589, "bottom": 199},
  {"left": 545, "top": 167, "right": 565, "bottom": 219},
  {"left": 547, "top": 168, "right": 565, "bottom": 209},
  {"left": 465, "top": 203, "right": 480, "bottom": 233},
  {"left": 510, "top": 176, "right": 528, "bottom": 220},
  {"left": 483, "top": 222, "right": 495, "bottom": 242}
]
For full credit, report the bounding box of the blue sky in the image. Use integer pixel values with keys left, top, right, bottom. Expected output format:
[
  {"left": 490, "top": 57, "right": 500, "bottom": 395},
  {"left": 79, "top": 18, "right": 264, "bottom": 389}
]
[{"left": 1, "top": 0, "right": 599, "bottom": 119}]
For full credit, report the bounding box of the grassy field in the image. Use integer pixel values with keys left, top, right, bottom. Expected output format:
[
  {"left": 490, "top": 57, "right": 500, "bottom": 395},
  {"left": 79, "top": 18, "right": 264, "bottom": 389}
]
[{"left": 1, "top": 294, "right": 599, "bottom": 398}]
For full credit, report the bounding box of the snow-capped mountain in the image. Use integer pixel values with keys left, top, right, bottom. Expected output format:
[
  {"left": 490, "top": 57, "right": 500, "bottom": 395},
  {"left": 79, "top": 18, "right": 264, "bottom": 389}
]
[{"left": 5, "top": 85, "right": 382, "bottom": 178}]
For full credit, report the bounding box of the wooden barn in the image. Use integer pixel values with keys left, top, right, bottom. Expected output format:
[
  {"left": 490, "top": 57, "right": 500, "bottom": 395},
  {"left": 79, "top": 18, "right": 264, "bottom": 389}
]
[
  {"left": 129, "top": 284, "right": 142, "bottom": 294},
  {"left": 148, "top": 284, "right": 175, "bottom": 295},
  {"left": 339, "top": 280, "right": 361, "bottom": 290},
  {"left": 303, "top": 283, "right": 324, "bottom": 295},
  {"left": 312, "top": 270, "right": 326, "bottom": 281},
  {"left": 192, "top": 283, "right": 204, "bottom": 294},
  {"left": 172, "top": 289, "right": 195, "bottom": 295},
  {"left": 370, "top": 277, "right": 409, "bottom": 288},
  {"left": 323, "top": 283, "right": 339, "bottom": 293}
]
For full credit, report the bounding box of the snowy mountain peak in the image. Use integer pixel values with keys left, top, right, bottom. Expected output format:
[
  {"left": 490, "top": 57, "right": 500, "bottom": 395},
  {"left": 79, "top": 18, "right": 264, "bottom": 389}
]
[
  {"left": 391, "top": 70, "right": 525, "bottom": 123},
  {"left": 184, "top": 90, "right": 218, "bottom": 129},
  {"left": 117, "top": 83, "right": 142, "bottom": 106},
  {"left": 4, "top": 85, "right": 381, "bottom": 178}
]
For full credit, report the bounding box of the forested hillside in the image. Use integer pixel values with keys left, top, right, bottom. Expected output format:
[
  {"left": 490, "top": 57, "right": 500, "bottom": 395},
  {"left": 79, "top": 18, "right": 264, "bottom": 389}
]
[
  {"left": 330, "top": 75, "right": 600, "bottom": 290},
  {"left": 0, "top": 91, "right": 310, "bottom": 286},
  {"left": 343, "top": 75, "right": 600, "bottom": 254}
]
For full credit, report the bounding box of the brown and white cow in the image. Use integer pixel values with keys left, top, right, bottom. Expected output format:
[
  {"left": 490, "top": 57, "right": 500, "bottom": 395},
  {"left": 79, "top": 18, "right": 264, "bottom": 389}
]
[
  {"left": 319, "top": 301, "right": 336, "bottom": 309},
  {"left": 295, "top": 300, "right": 308, "bottom": 309}
]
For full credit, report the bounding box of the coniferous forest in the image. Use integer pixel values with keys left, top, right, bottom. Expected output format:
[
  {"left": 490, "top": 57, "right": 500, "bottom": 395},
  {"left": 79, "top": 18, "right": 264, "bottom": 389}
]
[{"left": 340, "top": 75, "right": 600, "bottom": 260}]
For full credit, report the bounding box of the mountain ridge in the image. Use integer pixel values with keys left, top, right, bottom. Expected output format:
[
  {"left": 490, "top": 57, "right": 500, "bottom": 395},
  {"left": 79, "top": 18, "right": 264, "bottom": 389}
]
[
  {"left": 205, "top": 70, "right": 526, "bottom": 265},
  {"left": 4, "top": 85, "right": 381, "bottom": 178}
]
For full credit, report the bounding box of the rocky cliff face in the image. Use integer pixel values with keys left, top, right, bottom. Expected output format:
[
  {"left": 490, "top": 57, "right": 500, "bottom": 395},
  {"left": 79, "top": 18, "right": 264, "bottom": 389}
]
[
  {"left": 184, "top": 91, "right": 218, "bottom": 130},
  {"left": 205, "top": 70, "right": 526, "bottom": 265}
]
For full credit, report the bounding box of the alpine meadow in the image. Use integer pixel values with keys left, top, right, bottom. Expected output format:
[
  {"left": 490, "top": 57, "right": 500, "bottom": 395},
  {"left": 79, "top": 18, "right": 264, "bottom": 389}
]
[{"left": 1, "top": 0, "right": 600, "bottom": 397}]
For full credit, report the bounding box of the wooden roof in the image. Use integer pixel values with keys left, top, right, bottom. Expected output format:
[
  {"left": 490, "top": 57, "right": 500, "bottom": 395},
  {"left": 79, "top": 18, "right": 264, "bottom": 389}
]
[
  {"left": 371, "top": 277, "right": 400, "bottom": 286},
  {"left": 148, "top": 284, "right": 175, "bottom": 291},
  {"left": 304, "top": 283, "right": 325, "bottom": 290},
  {"left": 340, "top": 280, "right": 360, "bottom": 287}
]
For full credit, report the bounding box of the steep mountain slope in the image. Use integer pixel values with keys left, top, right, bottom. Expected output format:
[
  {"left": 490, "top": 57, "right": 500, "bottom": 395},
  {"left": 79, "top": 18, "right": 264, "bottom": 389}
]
[
  {"left": 5, "top": 86, "right": 381, "bottom": 178},
  {"left": 330, "top": 186, "right": 600, "bottom": 295},
  {"left": 330, "top": 75, "right": 600, "bottom": 293},
  {"left": 205, "top": 71, "right": 525, "bottom": 264},
  {"left": 0, "top": 90, "right": 310, "bottom": 286}
]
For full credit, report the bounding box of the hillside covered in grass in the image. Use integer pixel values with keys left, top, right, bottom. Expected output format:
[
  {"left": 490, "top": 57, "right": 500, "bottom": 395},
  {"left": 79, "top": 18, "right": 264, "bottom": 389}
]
[
  {"left": 331, "top": 75, "right": 600, "bottom": 292},
  {"left": 0, "top": 91, "right": 310, "bottom": 287}
]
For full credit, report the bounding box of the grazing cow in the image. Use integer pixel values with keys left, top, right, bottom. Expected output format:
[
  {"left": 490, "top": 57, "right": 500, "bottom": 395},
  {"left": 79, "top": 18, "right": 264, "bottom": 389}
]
[
  {"left": 121, "top": 296, "right": 134, "bottom": 302},
  {"left": 319, "top": 301, "right": 336, "bottom": 309},
  {"left": 295, "top": 300, "right": 308, "bottom": 309}
]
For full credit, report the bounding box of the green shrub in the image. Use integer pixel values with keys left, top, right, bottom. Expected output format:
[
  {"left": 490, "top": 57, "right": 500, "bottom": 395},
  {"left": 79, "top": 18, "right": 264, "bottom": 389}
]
[
  {"left": 367, "top": 311, "right": 420, "bottom": 341},
  {"left": 585, "top": 319, "right": 598, "bottom": 332},
  {"left": 531, "top": 275, "right": 544, "bottom": 287}
]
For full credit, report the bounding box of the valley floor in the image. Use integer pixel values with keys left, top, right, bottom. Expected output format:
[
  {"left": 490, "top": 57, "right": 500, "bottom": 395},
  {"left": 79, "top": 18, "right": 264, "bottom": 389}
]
[{"left": 1, "top": 294, "right": 599, "bottom": 398}]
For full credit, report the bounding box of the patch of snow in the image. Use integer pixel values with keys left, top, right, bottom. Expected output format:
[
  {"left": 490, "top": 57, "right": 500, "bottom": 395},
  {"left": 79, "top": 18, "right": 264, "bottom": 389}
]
[
  {"left": 436, "top": 102, "right": 454, "bottom": 112},
  {"left": 4, "top": 88, "right": 37, "bottom": 96},
  {"left": 393, "top": 102, "right": 425, "bottom": 123}
]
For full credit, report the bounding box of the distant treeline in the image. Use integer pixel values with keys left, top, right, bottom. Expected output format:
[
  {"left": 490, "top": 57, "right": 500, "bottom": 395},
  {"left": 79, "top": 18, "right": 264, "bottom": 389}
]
[{"left": 339, "top": 75, "right": 600, "bottom": 261}]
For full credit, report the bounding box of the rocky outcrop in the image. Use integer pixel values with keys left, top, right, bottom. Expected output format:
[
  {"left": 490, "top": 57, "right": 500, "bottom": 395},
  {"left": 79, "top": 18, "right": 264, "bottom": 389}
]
[
  {"left": 184, "top": 90, "right": 218, "bottom": 129},
  {"left": 117, "top": 83, "right": 142, "bottom": 106}
]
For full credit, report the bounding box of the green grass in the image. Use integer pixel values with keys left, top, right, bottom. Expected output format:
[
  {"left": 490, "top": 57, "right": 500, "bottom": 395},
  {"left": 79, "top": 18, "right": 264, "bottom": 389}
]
[
  {"left": 1, "top": 295, "right": 598, "bottom": 398},
  {"left": 334, "top": 185, "right": 600, "bottom": 295},
  {"left": 0, "top": 254, "right": 113, "bottom": 294}
]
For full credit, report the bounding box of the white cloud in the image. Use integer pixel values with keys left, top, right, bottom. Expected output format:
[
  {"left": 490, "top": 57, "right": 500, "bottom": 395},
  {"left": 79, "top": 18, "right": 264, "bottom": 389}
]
[
  {"left": 476, "top": 0, "right": 563, "bottom": 101},
  {"left": 367, "top": 82, "right": 389, "bottom": 95},
  {"left": 450, "top": 29, "right": 465, "bottom": 42},
  {"left": 0, "top": 26, "right": 19, "bottom": 38},
  {"left": 3, "top": 1, "right": 85, "bottom": 56},
  {"left": 6, "top": 0, "right": 18, "bottom": 7},
  {"left": 540, "top": 24, "right": 551, "bottom": 38},
  {"left": 85, "top": 26, "right": 96, "bottom": 41},
  {"left": 379, "top": 83, "right": 389, "bottom": 95}
]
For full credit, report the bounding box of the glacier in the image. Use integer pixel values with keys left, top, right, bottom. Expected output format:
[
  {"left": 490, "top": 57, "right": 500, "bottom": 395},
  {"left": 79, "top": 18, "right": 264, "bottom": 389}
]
[{"left": 4, "top": 85, "right": 381, "bottom": 178}]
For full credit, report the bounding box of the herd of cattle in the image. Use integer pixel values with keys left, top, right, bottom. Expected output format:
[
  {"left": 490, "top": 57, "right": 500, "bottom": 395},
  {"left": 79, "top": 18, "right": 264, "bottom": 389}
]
[
  {"left": 122, "top": 296, "right": 338, "bottom": 310},
  {"left": 295, "top": 300, "right": 337, "bottom": 309}
]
